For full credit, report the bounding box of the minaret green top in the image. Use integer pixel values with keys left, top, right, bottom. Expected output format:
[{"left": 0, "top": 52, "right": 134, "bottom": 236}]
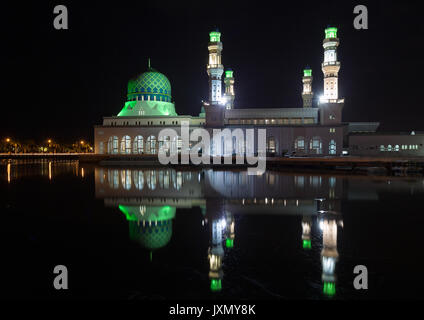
[
  {"left": 225, "top": 70, "right": 233, "bottom": 78},
  {"left": 325, "top": 27, "right": 338, "bottom": 39},
  {"left": 303, "top": 68, "right": 312, "bottom": 77},
  {"left": 209, "top": 30, "right": 221, "bottom": 42}
]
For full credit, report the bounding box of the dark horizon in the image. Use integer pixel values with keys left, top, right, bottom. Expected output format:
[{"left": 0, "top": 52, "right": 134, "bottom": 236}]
[{"left": 2, "top": 0, "right": 424, "bottom": 143}]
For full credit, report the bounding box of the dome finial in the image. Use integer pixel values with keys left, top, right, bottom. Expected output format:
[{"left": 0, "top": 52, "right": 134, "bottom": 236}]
[{"left": 148, "top": 58, "right": 151, "bottom": 69}]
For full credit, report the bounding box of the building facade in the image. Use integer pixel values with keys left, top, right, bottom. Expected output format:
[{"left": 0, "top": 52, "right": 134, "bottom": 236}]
[{"left": 94, "top": 26, "right": 421, "bottom": 158}]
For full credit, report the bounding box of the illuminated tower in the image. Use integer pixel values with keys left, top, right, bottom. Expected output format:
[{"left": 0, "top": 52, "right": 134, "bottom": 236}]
[
  {"left": 224, "top": 211, "right": 235, "bottom": 248},
  {"left": 320, "top": 215, "right": 343, "bottom": 297},
  {"left": 207, "top": 29, "right": 224, "bottom": 105},
  {"left": 223, "top": 69, "right": 235, "bottom": 110},
  {"left": 301, "top": 216, "right": 312, "bottom": 249},
  {"left": 208, "top": 217, "right": 225, "bottom": 292},
  {"left": 302, "top": 67, "right": 313, "bottom": 108},
  {"left": 321, "top": 27, "right": 341, "bottom": 102}
]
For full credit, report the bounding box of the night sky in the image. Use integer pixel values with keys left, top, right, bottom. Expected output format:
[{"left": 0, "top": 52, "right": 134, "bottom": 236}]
[{"left": 2, "top": 0, "right": 424, "bottom": 143}]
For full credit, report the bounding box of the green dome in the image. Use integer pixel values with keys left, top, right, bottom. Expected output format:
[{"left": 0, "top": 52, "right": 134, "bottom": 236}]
[{"left": 127, "top": 68, "right": 172, "bottom": 103}]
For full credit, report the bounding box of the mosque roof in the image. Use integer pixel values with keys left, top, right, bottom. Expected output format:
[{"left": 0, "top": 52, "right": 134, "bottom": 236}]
[{"left": 127, "top": 67, "right": 172, "bottom": 102}]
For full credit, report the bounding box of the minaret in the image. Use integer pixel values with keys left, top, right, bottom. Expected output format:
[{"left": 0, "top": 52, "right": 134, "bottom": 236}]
[
  {"left": 321, "top": 27, "right": 341, "bottom": 102},
  {"left": 302, "top": 67, "right": 313, "bottom": 108},
  {"left": 301, "top": 216, "right": 312, "bottom": 249},
  {"left": 208, "top": 217, "right": 225, "bottom": 292},
  {"left": 207, "top": 29, "right": 224, "bottom": 105},
  {"left": 225, "top": 211, "right": 235, "bottom": 248},
  {"left": 223, "top": 69, "right": 235, "bottom": 110},
  {"left": 321, "top": 215, "right": 343, "bottom": 297}
]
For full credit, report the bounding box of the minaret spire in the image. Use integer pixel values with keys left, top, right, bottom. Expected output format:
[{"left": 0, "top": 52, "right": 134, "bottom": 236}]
[
  {"left": 223, "top": 69, "right": 235, "bottom": 109},
  {"left": 207, "top": 29, "right": 224, "bottom": 105},
  {"left": 148, "top": 58, "right": 151, "bottom": 69},
  {"left": 321, "top": 27, "right": 342, "bottom": 102},
  {"left": 302, "top": 67, "right": 313, "bottom": 108}
]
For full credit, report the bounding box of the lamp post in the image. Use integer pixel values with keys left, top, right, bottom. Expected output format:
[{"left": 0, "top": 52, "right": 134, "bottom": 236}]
[{"left": 5, "top": 138, "right": 12, "bottom": 153}]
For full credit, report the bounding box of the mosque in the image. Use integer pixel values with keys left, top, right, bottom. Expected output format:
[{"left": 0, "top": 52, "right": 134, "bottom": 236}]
[{"left": 94, "top": 27, "right": 423, "bottom": 158}]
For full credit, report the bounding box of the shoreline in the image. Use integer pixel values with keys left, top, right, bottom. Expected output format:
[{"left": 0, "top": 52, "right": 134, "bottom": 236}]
[{"left": 1, "top": 153, "right": 423, "bottom": 173}]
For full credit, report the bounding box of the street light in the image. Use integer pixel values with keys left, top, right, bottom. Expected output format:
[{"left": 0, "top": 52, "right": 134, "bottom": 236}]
[{"left": 5, "top": 138, "right": 10, "bottom": 143}]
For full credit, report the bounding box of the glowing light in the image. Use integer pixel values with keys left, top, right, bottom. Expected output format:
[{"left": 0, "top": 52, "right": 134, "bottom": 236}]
[
  {"left": 219, "top": 96, "right": 228, "bottom": 106},
  {"left": 303, "top": 69, "right": 312, "bottom": 77},
  {"left": 209, "top": 31, "right": 221, "bottom": 42},
  {"left": 325, "top": 27, "right": 338, "bottom": 39},
  {"left": 80, "top": 140, "right": 85, "bottom": 145},
  {"left": 210, "top": 279, "right": 222, "bottom": 292},
  {"left": 81, "top": 167, "right": 85, "bottom": 178},
  {"left": 47, "top": 139, "right": 52, "bottom": 144},
  {"left": 5, "top": 138, "right": 10, "bottom": 143},
  {"left": 303, "top": 239, "right": 312, "bottom": 249},
  {"left": 225, "top": 70, "right": 233, "bottom": 78},
  {"left": 219, "top": 218, "right": 226, "bottom": 229},
  {"left": 319, "top": 220, "right": 324, "bottom": 231},
  {"left": 48, "top": 161, "right": 52, "bottom": 180},
  {"left": 323, "top": 281, "right": 336, "bottom": 297},
  {"left": 226, "top": 238, "right": 234, "bottom": 248},
  {"left": 7, "top": 163, "right": 11, "bottom": 183}
]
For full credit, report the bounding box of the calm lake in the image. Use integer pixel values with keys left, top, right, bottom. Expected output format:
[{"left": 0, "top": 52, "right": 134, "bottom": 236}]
[{"left": 1, "top": 159, "right": 423, "bottom": 299}]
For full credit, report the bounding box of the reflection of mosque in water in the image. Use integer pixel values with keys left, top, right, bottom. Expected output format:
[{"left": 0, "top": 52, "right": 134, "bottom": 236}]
[
  {"left": 95, "top": 167, "right": 347, "bottom": 296},
  {"left": 94, "top": 168, "right": 424, "bottom": 297}
]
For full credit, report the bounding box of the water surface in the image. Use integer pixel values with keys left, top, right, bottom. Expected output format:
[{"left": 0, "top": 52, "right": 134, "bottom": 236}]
[{"left": 1, "top": 159, "right": 423, "bottom": 300}]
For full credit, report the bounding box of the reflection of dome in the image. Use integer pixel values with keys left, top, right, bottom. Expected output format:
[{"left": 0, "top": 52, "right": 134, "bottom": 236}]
[
  {"left": 119, "top": 205, "right": 176, "bottom": 222},
  {"left": 119, "top": 205, "right": 176, "bottom": 250},
  {"left": 118, "top": 67, "right": 177, "bottom": 117},
  {"left": 129, "top": 220, "right": 173, "bottom": 250},
  {"left": 127, "top": 68, "right": 171, "bottom": 102}
]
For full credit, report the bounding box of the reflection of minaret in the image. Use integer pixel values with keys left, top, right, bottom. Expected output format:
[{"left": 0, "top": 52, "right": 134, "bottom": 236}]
[
  {"left": 320, "top": 215, "right": 343, "bottom": 297},
  {"left": 301, "top": 216, "right": 312, "bottom": 249},
  {"left": 208, "top": 217, "right": 225, "bottom": 292},
  {"left": 225, "top": 211, "right": 235, "bottom": 248}
]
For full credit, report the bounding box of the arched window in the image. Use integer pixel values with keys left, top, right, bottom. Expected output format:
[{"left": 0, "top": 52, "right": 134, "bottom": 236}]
[
  {"left": 146, "top": 136, "right": 157, "bottom": 154},
  {"left": 146, "top": 170, "right": 157, "bottom": 190},
  {"left": 395, "top": 145, "right": 400, "bottom": 151},
  {"left": 309, "top": 137, "right": 322, "bottom": 154},
  {"left": 163, "top": 170, "right": 170, "bottom": 189},
  {"left": 267, "top": 136, "right": 276, "bottom": 154},
  {"left": 176, "top": 136, "right": 182, "bottom": 154},
  {"left": 158, "top": 136, "right": 171, "bottom": 155},
  {"left": 108, "top": 169, "right": 119, "bottom": 189},
  {"left": 329, "top": 140, "right": 337, "bottom": 155},
  {"left": 120, "top": 136, "right": 132, "bottom": 154},
  {"left": 107, "top": 136, "right": 119, "bottom": 154},
  {"left": 173, "top": 171, "right": 182, "bottom": 190},
  {"left": 387, "top": 145, "right": 392, "bottom": 152},
  {"left": 295, "top": 136, "right": 305, "bottom": 151},
  {"left": 121, "top": 169, "right": 132, "bottom": 190},
  {"left": 133, "top": 136, "right": 144, "bottom": 154},
  {"left": 133, "top": 170, "right": 144, "bottom": 190}
]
